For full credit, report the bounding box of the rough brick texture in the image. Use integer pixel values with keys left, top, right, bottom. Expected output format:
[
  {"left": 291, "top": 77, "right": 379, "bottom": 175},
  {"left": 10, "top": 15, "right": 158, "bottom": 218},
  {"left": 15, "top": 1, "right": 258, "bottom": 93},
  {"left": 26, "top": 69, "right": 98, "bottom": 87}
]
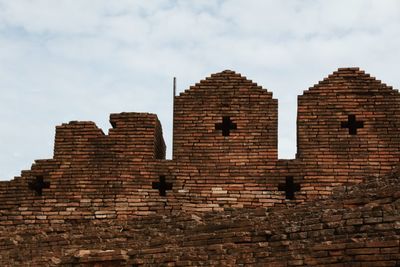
[
  {"left": 0, "top": 67, "right": 399, "bottom": 265},
  {"left": 297, "top": 68, "right": 400, "bottom": 200},
  {"left": 1, "top": 172, "right": 399, "bottom": 266},
  {"left": 173, "top": 70, "right": 278, "bottom": 211}
]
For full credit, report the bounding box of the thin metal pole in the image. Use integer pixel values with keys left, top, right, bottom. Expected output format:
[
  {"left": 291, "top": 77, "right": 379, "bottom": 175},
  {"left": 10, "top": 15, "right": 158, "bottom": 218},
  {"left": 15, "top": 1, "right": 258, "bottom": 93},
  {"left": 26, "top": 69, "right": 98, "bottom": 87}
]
[{"left": 173, "top": 77, "right": 176, "bottom": 98}]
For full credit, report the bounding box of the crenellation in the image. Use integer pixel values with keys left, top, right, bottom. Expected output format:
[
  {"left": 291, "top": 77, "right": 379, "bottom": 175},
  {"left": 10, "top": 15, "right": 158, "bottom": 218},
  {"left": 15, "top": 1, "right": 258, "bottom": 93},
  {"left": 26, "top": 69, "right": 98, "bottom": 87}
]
[{"left": 1, "top": 67, "right": 400, "bottom": 265}]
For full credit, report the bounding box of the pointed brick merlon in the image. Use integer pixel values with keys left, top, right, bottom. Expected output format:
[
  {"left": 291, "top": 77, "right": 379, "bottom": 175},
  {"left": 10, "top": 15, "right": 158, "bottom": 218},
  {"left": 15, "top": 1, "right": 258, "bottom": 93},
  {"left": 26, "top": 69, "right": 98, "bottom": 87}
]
[
  {"left": 54, "top": 113, "right": 165, "bottom": 160},
  {"left": 173, "top": 69, "right": 277, "bottom": 161}
]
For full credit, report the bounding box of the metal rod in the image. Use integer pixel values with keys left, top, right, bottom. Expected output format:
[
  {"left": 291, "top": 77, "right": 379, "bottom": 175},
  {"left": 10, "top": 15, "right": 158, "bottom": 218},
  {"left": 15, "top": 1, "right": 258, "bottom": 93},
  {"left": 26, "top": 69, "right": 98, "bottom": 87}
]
[{"left": 173, "top": 77, "right": 176, "bottom": 97}]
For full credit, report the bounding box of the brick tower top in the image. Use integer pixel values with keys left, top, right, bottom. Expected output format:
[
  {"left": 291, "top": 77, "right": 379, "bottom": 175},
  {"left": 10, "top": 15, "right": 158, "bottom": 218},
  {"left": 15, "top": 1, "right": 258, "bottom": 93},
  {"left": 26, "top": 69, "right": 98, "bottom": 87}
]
[
  {"left": 298, "top": 67, "right": 400, "bottom": 188},
  {"left": 173, "top": 70, "right": 277, "bottom": 165}
]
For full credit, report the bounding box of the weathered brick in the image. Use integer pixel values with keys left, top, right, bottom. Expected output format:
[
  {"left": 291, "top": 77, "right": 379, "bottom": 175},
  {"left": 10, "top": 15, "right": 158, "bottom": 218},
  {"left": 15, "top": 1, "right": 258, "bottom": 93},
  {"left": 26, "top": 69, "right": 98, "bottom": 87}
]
[{"left": 0, "top": 68, "right": 399, "bottom": 265}]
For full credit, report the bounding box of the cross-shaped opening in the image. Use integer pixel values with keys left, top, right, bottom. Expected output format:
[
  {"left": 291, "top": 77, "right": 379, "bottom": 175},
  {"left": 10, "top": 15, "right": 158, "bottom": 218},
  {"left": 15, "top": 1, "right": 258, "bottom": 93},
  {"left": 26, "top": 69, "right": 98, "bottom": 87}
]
[
  {"left": 215, "top": 116, "right": 237, "bottom": 136},
  {"left": 28, "top": 176, "right": 50, "bottom": 196},
  {"left": 278, "top": 176, "right": 300, "bottom": 200},
  {"left": 341, "top": 115, "right": 364, "bottom": 135},
  {"left": 152, "top": 175, "right": 173, "bottom": 196}
]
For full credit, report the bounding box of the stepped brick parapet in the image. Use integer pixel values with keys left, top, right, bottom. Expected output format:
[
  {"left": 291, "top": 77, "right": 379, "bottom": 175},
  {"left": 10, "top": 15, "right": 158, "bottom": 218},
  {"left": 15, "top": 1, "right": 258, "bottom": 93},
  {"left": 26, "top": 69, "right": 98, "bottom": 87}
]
[{"left": 0, "top": 67, "right": 399, "bottom": 265}]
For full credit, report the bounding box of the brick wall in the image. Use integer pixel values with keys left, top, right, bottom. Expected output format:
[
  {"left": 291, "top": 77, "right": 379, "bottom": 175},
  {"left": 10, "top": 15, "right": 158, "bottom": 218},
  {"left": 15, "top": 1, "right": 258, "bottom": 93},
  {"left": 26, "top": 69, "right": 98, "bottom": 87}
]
[
  {"left": 173, "top": 70, "right": 277, "bottom": 162},
  {"left": 1, "top": 68, "right": 400, "bottom": 221},
  {"left": 1, "top": 171, "right": 398, "bottom": 266},
  {"left": 297, "top": 68, "right": 400, "bottom": 201},
  {"left": 0, "top": 112, "right": 168, "bottom": 224},
  {"left": 0, "top": 67, "right": 400, "bottom": 265},
  {"left": 172, "top": 70, "right": 279, "bottom": 211}
]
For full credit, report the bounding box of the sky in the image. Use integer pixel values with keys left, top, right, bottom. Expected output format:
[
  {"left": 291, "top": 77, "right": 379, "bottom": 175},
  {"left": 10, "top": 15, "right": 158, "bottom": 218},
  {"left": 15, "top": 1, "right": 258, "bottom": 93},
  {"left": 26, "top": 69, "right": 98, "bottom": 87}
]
[{"left": 0, "top": 0, "right": 400, "bottom": 180}]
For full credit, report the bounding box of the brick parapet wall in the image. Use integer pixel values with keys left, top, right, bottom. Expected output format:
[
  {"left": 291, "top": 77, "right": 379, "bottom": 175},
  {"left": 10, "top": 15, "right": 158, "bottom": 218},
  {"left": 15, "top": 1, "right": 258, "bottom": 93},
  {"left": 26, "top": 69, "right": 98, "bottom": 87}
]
[
  {"left": 0, "top": 113, "right": 168, "bottom": 225},
  {"left": 0, "top": 67, "right": 399, "bottom": 223},
  {"left": 1, "top": 67, "right": 400, "bottom": 265}
]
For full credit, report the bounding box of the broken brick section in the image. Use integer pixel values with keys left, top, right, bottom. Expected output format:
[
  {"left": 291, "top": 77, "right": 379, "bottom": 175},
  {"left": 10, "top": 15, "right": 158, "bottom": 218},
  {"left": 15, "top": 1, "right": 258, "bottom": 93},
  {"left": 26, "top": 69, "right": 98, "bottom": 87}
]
[{"left": 0, "top": 67, "right": 400, "bottom": 265}]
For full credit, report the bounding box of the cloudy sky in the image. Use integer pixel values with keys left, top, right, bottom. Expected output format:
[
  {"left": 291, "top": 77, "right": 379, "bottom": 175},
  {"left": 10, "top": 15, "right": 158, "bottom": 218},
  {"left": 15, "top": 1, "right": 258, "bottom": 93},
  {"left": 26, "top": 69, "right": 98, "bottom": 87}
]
[{"left": 0, "top": 0, "right": 399, "bottom": 180}]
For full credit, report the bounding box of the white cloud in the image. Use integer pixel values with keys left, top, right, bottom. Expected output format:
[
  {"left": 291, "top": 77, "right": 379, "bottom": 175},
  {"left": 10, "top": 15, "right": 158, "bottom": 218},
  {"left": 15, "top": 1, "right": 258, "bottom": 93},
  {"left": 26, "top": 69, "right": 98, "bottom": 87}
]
[{"left": 0, "top": 0, "right": 399, "bottom": 180}]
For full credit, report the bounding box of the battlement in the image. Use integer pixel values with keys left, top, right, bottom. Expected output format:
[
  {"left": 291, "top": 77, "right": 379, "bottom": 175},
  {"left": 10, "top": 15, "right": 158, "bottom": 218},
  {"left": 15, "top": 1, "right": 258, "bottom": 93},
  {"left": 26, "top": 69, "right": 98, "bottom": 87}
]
[
  {"left": 1, "top": 67, "right": 400, "bottom": 265},
  {"left": 0, "top": 67, "right": 399, "bottom": 224}
]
